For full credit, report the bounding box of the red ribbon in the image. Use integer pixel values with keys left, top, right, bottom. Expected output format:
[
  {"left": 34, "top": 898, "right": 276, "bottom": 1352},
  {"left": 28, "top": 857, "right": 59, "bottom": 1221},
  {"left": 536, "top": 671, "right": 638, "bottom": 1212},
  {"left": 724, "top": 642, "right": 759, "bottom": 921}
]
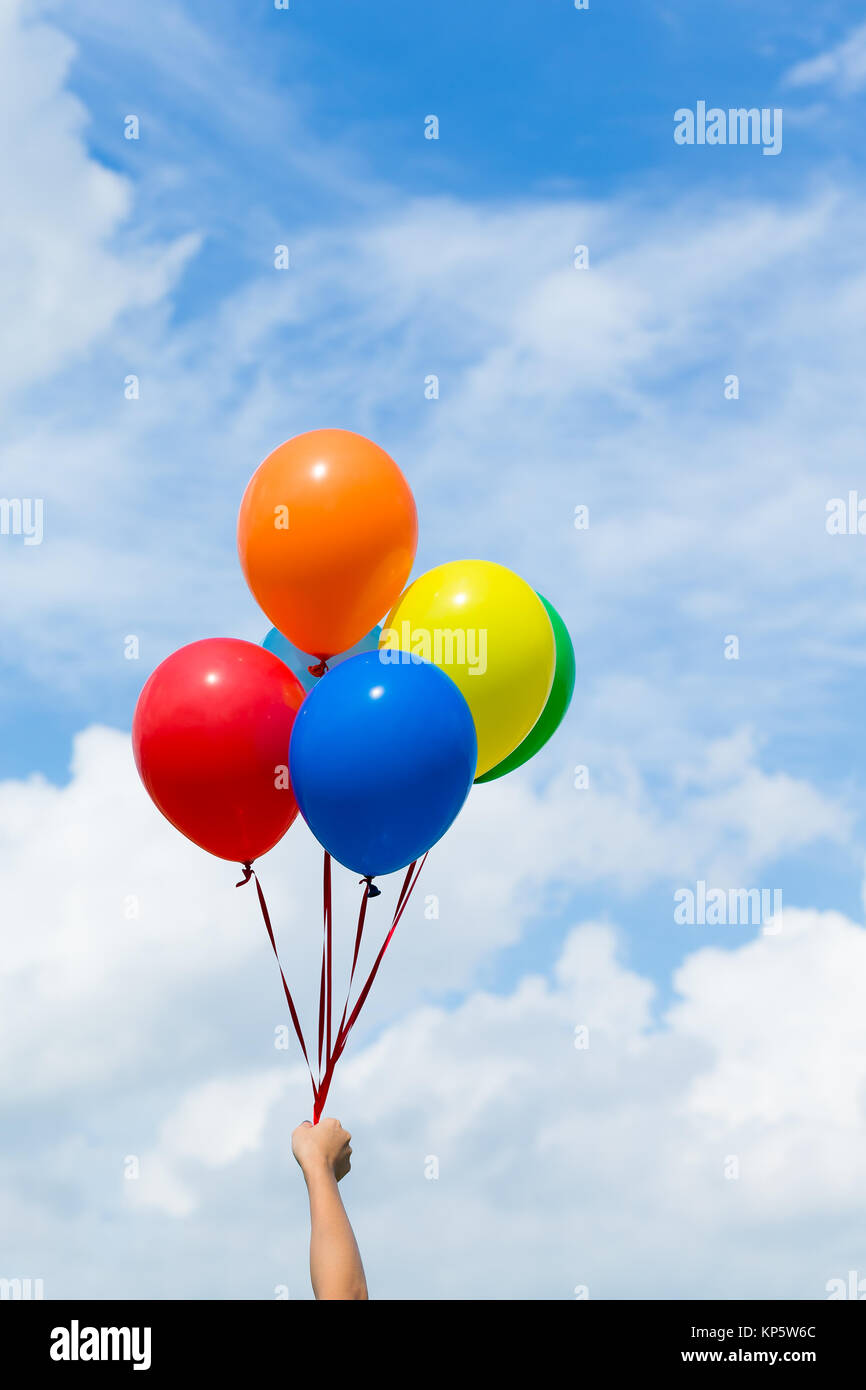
[
  {"left": 336, "top": 879, "right": 372, "bottom": 1044},
  {"left": 317, "top": 852, "right": 333, "bottom": 1082},
  {"left": 236, "top": 862, "right": 316, "bottom": 1104},
  {"left": 314, "top": 854, "right": 428, "bottom": 1122},
  {"left": 238, "top": 852, "right": 428, "bottom": 1123}
]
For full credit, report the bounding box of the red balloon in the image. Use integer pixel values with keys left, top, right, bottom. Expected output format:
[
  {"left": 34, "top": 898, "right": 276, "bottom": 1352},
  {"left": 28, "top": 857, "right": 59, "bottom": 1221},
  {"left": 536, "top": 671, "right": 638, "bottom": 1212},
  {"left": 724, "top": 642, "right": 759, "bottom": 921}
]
[{"left": 133, "top": 639, "right": 305, "bottom": 863}]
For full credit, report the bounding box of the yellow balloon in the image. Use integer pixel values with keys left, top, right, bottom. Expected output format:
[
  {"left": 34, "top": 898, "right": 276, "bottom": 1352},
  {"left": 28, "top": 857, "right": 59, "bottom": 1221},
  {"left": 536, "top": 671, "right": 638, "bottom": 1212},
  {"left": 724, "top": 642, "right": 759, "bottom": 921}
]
[{"left": 380, "top": 560, "right": 555, "bottom": 776}]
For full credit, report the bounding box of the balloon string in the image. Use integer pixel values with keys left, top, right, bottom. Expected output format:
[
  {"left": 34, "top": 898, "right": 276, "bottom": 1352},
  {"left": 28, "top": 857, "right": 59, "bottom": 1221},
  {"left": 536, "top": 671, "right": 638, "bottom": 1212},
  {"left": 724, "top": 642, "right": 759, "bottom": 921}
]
[
  {"left": 335, "top": 877, "right": 374, "bottom": 1045},
  {"left": 333, "top": 858, "right": 419, "bottom": 1062},
  {"left": 237, "top": 854, "right": 428, "bottom": 1125},
  {"left": 316, "top": 940, "right": 326, "bottom": 1089},
  {"left": 325, "top": 851, "right": 333, "bottom": 1074},
  {"left": 317, "top": 851, "right": 332, "bottom": 1088},
  {"left": 236, "top": 863, "right": 318, "bottom": 1107},
  {"left": 313, "top": 854, "right": 428, "bottom": 1122},
  {"left": 336, "top": 854, "right": 427, "bottom": 1054}
]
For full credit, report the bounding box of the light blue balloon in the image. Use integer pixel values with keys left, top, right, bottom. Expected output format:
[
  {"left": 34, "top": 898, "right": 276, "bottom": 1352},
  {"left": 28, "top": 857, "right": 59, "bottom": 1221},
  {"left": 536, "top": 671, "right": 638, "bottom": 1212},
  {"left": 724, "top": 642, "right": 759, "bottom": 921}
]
[{"left": 262, "top": 624, "right": 381, "bottom": 694}]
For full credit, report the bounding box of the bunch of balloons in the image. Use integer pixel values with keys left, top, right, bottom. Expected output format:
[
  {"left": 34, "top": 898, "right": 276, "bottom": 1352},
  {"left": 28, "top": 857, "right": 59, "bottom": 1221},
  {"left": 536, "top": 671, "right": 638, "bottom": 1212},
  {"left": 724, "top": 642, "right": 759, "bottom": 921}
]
[{"left": 132, "top": 429, "right": 574, "bottom": 1116}]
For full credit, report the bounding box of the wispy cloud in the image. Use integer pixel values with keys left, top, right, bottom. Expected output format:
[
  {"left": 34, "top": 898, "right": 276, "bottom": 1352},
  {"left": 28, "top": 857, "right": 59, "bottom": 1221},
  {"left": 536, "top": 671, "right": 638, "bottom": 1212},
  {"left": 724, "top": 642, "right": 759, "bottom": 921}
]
[{"left": 784, "top": 22, "right": 866, "bottom": 94}]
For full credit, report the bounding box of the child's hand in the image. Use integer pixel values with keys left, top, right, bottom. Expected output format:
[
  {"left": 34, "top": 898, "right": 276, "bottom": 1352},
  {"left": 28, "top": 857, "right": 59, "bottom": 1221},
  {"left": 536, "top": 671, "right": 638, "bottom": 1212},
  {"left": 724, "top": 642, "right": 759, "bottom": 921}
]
[{"left": 292, "top": 1117, "right": 352, "bottom": 1182}]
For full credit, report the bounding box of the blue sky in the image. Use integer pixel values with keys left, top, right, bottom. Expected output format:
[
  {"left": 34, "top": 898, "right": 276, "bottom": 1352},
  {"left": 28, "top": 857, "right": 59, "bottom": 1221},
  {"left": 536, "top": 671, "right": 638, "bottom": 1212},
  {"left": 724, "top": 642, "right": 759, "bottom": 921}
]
[
  {"left": 63, "top": 1, "right": 859, "bottom": 201},
  {"left": 3, "top": 0, "right": 866, "bottom": 1299},
  {"left": 11, "top": 0, "right": 865, "bottom": 944}
]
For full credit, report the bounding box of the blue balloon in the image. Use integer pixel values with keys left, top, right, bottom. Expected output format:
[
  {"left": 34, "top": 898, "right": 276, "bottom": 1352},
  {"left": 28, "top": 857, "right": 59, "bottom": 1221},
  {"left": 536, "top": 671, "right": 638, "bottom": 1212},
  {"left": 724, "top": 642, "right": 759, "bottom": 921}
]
[
  {"left": 289, "top": 650, "right": 477, "bottom": 878},
  {"left": 263, "top": 624, "right": 381, "bottom": 695}
]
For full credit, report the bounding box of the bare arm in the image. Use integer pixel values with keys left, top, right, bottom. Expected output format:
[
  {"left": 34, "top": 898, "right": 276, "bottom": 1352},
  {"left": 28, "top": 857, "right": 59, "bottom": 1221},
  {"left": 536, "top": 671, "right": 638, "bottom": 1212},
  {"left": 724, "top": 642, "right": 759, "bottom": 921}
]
[{"left": 292, "top": 1118, "right": 368, "bottom": 1301}]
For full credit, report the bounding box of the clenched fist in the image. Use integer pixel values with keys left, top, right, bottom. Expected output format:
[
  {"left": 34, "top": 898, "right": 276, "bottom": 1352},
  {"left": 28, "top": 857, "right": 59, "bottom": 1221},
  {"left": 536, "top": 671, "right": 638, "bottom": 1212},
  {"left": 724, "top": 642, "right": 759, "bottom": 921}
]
[{"left": 292, "top": 1117, "right": 353, "bottom": 1183}]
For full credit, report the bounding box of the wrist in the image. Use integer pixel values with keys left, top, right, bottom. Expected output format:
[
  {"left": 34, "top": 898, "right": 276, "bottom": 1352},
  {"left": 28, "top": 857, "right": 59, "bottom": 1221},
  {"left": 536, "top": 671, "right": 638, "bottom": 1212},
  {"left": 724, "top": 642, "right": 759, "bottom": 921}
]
[{"left": 301, "top": 1154, "right": 336, "bottom": 1185}]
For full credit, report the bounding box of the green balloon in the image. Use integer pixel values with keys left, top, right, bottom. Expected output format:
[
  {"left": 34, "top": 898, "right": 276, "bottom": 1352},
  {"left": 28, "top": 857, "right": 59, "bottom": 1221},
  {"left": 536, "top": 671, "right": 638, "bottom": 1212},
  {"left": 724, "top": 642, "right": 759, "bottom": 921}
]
[{"left": 475, "top": 594, "right": 575, "bottom": 784}]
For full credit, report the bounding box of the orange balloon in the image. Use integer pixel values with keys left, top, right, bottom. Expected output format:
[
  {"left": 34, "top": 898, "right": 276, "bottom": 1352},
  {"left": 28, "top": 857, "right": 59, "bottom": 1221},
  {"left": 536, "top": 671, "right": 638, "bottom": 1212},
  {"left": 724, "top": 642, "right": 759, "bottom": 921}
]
[{"left": 238, "top": 429, "right": 418, "bottom": 660}]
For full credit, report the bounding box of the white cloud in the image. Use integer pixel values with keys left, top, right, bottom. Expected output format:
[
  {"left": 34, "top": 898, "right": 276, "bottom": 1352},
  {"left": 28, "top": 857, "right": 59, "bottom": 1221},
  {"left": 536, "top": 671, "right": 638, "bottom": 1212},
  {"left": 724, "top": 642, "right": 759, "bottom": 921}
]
[
  {"left": 0, "top": 722, "right": 849, "bottom": 1104},
  {"left": 0, "top": 727, "right": 860, "bottom": 1294},
  {"left": 784, "top": 23, "right": 866, "bottom": 94},
  {"left": 82, "top": 908, "right": 866, "bottom": 1297},
  {"left": 0, "top": 0, "right": 197, "bottom": 403},
  {"left": 127, "top": 1071, "right": 295, "bottom": 1217}
]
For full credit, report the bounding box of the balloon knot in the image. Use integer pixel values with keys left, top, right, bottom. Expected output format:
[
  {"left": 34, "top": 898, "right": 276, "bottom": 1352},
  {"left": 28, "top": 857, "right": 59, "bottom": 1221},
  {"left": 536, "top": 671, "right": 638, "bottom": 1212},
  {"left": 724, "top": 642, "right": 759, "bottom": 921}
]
[
  {"left": 307, "top": 660, "right": 329, "bottom": 678},
  {"left": 235, "top": 862, "right": 254, "bottom": 888},
  {"left": 360, "top": 875, "right": 381, "bottom": 899}
]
